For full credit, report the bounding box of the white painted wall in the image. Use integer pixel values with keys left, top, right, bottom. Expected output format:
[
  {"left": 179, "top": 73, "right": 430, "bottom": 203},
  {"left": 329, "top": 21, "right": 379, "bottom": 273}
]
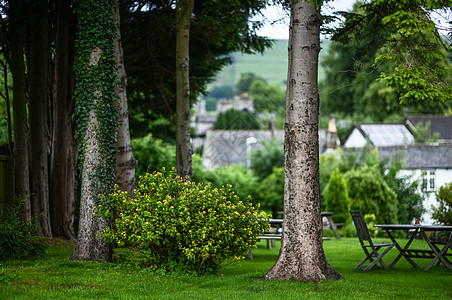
[
  {"left": 343, "top": 128, "right": 367, "bottom": 148},
  {"left": 399, "top": 168, "right": 452, "bottom": 224}
]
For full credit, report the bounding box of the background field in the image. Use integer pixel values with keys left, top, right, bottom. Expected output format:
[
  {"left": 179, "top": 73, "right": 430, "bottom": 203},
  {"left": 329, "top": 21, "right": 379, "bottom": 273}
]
[{"left": 208, "top": 39, "right": 331, "bottom": 91}]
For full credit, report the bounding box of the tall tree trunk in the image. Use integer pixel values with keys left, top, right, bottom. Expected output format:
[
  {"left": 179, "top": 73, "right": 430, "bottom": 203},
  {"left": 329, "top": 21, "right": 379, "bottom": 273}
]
[
  {"left": 113, "top": 0, "right": 138, "bottom": 196},
  {"left": 50, "top": 0, "right": 77, "bottom": 240},
  {"left": 175, "top": 0, "right": 194, "bottom": 180},
  {"left": 9, "top": 0, "right": 31, "bottom": 223},
  {"left": 262, "top": 0, "right": 342, "bottom": 282},
  {"left": 70, "top": 48, "right": 112, "bottom": 262},
  {"left": 28, "top": 0, "right": 52, "bottom": 237}
]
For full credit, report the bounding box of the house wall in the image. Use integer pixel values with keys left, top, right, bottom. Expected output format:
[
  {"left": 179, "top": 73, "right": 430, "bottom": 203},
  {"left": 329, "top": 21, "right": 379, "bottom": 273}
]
[
  {"left": 399, "top": 168, "right": 452, "bottom": 224},
  {"left": 343, "top": 128, "right": 367, "bottom": 148}
]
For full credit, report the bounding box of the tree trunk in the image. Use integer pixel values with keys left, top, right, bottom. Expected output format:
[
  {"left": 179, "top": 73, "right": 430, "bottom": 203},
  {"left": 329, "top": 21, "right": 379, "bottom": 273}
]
[
  {"left": 113, "top": 0, "right": 138, "bottom": 196},
  {"left": 262, "top": 0, "right": 342, "bottom": 282},
  {"left": 9, "top": 0, "right": 31, "bottom": 223},
  {"left": 28, "top": 0, "right": 52, "bottom": 237},
  {"left": 50, "top": 0, "right": 77, "bottom": 240},
  {"left": 70, "top": 48, "right": 113, "bottom": 262},
  {"left": 175, "top": 0, "right": 194, "bottom": 180}
]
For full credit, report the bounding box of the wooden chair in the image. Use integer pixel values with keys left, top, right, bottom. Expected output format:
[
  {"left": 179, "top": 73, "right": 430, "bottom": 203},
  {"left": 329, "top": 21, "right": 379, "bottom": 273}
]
[{"left": 350, "top": 210, "right": 395, "bottom": 271}]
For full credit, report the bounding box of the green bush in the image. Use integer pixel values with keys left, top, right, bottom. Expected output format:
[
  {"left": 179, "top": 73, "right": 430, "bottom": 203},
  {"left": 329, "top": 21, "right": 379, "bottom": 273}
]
[
  {"left": 131, "top": 133, "right": 176, "bottom": 177},
  {"left": 250, "top": 138, "right": 284, "bottom": 180},
  {"left": 98, "top": 168, "right": 269, "bottom": 274},
  {"left": 207, "top": 164, "right": 258, "bottom": 202},
  {"left": 324, "top": 169, "right": 351, "bottom": 224},
  {"left": 431, "top": 182, "right": 452, "bottom": 225},
  {"left": 345, "top": 165, "right": 398, "bottom": 225},
  {"left": 0, "top": 198, "right": 47, "bottom": 262},
  {"left": 254, "top": 167, "right": 284, "bottom": 214}
]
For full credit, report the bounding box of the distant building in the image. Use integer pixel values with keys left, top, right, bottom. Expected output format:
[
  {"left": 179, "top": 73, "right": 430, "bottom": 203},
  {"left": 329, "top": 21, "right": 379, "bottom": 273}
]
[
  {"left": 201, "top": 129, "right": 331, "bottom": 170},
  {"left": 403, "top": 115, "right": 452, "bottom": 143},
  {"left": 342, "top": 123, "right": 415, "bottom": 148}
]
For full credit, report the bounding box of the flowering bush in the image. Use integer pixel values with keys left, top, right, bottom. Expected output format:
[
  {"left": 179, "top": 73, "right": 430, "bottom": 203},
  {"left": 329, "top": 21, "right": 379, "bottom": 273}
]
[{"left": 98, "top": 168, "right": 269, "bottom": 274}]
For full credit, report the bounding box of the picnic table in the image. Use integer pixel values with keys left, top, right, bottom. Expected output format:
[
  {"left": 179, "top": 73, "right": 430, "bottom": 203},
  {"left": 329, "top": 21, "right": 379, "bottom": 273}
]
[
  {"left": 248, "top": 212, "right": 342, "bottom": 259},
  {"left": 374, "top": 224, "right": 452, "bottom": 271}
]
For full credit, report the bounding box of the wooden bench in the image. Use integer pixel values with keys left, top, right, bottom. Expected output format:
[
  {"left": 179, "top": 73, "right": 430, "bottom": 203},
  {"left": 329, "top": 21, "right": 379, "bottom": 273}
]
[{"left": 248, "top": 216, "right": 337, "bottom": 259}]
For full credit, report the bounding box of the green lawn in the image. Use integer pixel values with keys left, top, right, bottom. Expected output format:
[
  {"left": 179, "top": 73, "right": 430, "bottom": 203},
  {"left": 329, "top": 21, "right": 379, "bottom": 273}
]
[{"left": 1, "top": 238, "right": 451, "bottom": 299}]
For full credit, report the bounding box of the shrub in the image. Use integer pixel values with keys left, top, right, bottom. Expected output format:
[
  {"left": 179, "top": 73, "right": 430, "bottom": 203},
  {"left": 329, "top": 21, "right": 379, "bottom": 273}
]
[
  {"left": 250, "top": 138, "right": 284, "bottom": 180},
  {"left": 207, "top": 164, "right": 258, "bottom": 202},
  {"left": 254, "top": 167, "right": 284, "bottom": 214},
  {"left": 98, "top": 168, "right": 269, "bottom": 274},
  {"left": 0, "top": 198, "right": 47, "bottom": 262},
  {"left": 345, "top": 165, "right": 398, "bottom": 225},
  {"left": 324, "top": 169, "right": 351, "bottom": 224},
  {"left": 431, "top": 182, "right": 452, "bottom": 225}
]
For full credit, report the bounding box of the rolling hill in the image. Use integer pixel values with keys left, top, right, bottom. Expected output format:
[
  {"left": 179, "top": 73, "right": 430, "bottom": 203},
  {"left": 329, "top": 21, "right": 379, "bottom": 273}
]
[{"left": 208, "top": 39, "right": 331, "bottom": 91}]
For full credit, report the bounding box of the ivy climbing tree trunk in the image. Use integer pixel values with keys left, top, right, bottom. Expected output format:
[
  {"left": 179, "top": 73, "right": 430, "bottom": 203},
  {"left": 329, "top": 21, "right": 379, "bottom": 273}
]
[
  {"left": 175, "top": 0, "right": 194, "bottom": 180},
  {"left": 113, "top": 0, "right": 138, "bottom": 196},
  {"left": 71, "top": 0, "right": 118, "bottom": 262},
  {"left": 28, "top": 0, "right": 52, "bottom": 237},
  {"left": 9, "top": 0, "right": 31, "bottom": 223},
  {"left": 50, "top": 0, "right": 77, "bottom": 240},
  {"left": 262, "top": 0, "right": 342, "bottom": 282}
]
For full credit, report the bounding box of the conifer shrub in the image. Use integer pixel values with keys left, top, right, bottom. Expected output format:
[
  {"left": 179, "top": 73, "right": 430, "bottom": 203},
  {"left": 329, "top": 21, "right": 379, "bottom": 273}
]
[
  {"left": 97, "top": 168, "right": 269, "bottom": 274},
  {"left": 324, "top": 168, "right": 351, "bottom": 224}
]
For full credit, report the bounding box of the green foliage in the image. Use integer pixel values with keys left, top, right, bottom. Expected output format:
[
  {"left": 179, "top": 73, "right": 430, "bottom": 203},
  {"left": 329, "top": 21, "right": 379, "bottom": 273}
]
[
  {"left": 431, "top": 182, "right": 452, "bottom": 225},
  {"left": 0, "top": 198, "right": 47, "bottom": 262},
  {"left": 250, "top": 80, "right": 285, "bottom": 113},
  {"left": 374, "top": 1, "right": 452, "bottom": 104},
  {"left": 250, "top": 138, "right": 284, "bottom": 180},
  {"left": 324, "top": 169, "right": 351, "bottom": 224},
  {"left": 345, "top": 165, "right": 398, "bottom": 225},
  {"left": 207, "top": 164, "right": 259, "bottom": 202},
  {"left": 363, "top": 213, "right": 379, "bottom": 237},
  {"left": 131, "top": 134, "right": 176, "bottom": 177},
  {"left": 383, "top": 156, "right": 426, "bottom": 224},
  {"left": 207, "top": 85, "right": 233, "bottom": 99},
  {"left": 213, "top": 109, "right": 260, "bottom": 130},
  {"left": 97, "top": 168, "right": 269, "bottom": 274},
  {"left": 412, "top": 121, "right": 440, "bottom": 143},
  {"left": 73, "top": 0, "right": 118, "bottom": 200},
  {"left": 236, "top": 72, "right": 267, "bottom": 94},
  {"left": 254, "top": 167, "right": 284, "bottom": 214}
]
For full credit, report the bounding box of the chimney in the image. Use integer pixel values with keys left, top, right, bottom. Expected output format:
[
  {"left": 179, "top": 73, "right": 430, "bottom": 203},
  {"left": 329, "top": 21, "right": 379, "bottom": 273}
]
[{"left": 326, "top": 114, "right": 338, "bottom": 149}]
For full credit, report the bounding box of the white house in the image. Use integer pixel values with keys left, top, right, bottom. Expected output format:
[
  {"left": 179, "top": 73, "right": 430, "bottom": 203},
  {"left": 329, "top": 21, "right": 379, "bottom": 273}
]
[
  {"left": 378, "top": 144, "right": 452, "bottom": 224},
  {"left": 342, "top": 123, "right": 415, "bottom": 148}
]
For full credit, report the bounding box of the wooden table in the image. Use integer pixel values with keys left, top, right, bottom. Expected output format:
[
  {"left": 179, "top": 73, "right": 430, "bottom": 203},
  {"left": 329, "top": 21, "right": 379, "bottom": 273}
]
[{"left": 374, "top": 224, "right": 452, "bottom": 271}]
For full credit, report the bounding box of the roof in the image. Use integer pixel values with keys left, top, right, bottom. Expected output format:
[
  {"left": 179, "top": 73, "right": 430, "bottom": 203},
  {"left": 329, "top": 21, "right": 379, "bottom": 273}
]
[
  {"left": 201, "top": 129, "right": 328, "bottom": 170},
  {"left": 404, "top": 115, "right": 452, "bottom": 141},
  {"left": 343, "top": 123, "right": 414, "bottom": 147},
  {"left": 377, "top": 144, "right": 452, "bottom": 169}
]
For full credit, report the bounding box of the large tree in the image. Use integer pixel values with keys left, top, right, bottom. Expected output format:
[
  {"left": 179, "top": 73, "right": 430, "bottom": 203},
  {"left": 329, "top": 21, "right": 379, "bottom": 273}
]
[
  {"left": 49, "top": 0, "right": 77, "bottom": 240},
  {"left": 28, "top": 0, "right": 52, "bottom": 237},
  {"left": 262, "top": 0, "right": 341, "bottom": 282},
  {"left": 113, "top": 0, "right": 138, "bottom": 196},
  {"left": 7, "top": 0, "right": 31, "bottom": 223},
  {"left": 175, "top": 0, "right": 194, "bottom": 179},
  {"left": 71, "top": 0, "right": 118, "bottom": 262}
]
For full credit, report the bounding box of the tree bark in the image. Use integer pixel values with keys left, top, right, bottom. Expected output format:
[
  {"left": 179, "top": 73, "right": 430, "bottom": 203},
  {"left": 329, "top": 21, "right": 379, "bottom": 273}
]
[
  {"left": 175, "top": 0, "right": 194, "bottom": 180},
  {"left": 28, "top": 0, "right": 52, "bottom": 237},
  {"left": 70, "top": 48, "right": 113, "bottom": 262},
  {"left": 50, "top": 0, "right": 77, "bottom": 240},
  {"left": 262, "top": 0, "right": 342, "bottom": 282},
  {"left": 9, "top": 0, "right": 31, "bottom": 223},
  {"left": 113, "top": 0, "right": 138, "bottom": 196}
]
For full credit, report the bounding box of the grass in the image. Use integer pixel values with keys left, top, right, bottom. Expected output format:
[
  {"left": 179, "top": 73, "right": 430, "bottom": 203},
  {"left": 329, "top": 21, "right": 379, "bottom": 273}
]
[{"left": 1, "top": 238, "right": 451, "bottom": 299}]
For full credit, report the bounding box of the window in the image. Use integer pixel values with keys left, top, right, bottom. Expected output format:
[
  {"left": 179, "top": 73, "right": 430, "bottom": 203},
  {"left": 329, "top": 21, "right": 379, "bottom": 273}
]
[{"left": 422, "top": 170, "right": 436, "bottom": 191}]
